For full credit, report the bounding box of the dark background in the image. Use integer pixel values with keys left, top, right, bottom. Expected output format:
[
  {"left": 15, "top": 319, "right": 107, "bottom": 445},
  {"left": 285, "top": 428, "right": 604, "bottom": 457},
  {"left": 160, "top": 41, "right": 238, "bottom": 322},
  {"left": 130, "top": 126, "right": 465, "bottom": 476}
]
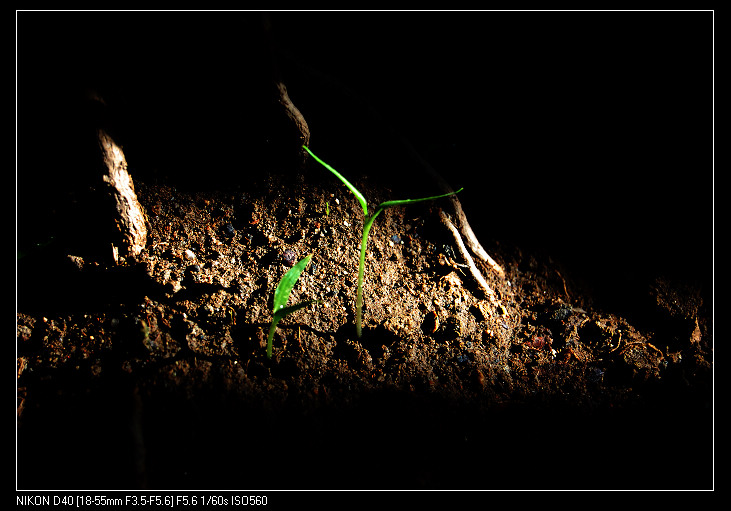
[{"left": 17, "top": 10, "right": 713, "bottom": 314}]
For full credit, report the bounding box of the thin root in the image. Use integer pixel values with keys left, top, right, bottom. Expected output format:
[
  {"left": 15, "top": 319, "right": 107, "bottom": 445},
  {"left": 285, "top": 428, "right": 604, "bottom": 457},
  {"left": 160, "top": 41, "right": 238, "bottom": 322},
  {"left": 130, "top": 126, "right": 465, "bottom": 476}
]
[
  {"left": 449, "top": 197, "right": 505, "bottom": 278},
  {"left": 439, "top": 209, "right": 499, "bottom": 305},
  {"left": 396, "top": 134, "right": 505, "bottom": 280}
]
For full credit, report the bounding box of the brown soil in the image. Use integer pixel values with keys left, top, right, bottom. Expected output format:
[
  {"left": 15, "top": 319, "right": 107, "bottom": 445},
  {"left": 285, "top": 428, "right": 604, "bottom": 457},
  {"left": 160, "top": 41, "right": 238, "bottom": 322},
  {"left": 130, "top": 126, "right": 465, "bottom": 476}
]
[
  {"left": 17, "top": 12, "right": 712, "bottom": 491},
  {"left": 15, "top": 171, "right": 713, "bottom": 490}
]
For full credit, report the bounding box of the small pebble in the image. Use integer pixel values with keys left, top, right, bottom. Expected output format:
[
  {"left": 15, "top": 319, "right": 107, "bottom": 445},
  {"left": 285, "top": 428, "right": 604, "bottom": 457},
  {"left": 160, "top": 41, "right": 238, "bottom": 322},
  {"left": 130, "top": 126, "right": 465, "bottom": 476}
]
[
  {"left": 184, "top": 249, "right": 196, "bottom": 261},
  {"left": 222, "top": 223, "right": 236, "bottom": 238},
  {"left": 456, "top": 354, "right": 470, "bottom": 364},
  {"left": 283, "top": 248, "right": 297, "bottom": 267}
]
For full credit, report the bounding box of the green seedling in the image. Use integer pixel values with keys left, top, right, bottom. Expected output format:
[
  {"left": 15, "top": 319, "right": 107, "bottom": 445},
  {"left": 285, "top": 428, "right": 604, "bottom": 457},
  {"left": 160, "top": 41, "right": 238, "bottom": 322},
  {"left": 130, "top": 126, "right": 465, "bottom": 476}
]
[
  {"left": 267, "top": 253, "right": 316, "bottom": 359},
  {"left": 303, "top": 145, "right": 462, "bottom": 337}
]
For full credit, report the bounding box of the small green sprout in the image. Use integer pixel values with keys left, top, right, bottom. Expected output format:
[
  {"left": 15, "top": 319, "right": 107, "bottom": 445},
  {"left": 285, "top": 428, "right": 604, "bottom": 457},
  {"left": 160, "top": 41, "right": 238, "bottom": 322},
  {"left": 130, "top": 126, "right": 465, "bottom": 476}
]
[
  {"left": 303, "top": 145, "right": 462, "bottom": 337},
  {"left": 267, "top": 253, "right": 316, "bottom": 359}
]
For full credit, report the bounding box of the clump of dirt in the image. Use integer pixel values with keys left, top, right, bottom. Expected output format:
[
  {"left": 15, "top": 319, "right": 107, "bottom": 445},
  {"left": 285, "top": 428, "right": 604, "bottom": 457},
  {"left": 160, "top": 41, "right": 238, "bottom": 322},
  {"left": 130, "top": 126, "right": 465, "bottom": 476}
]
[{"left": 17, "top": 164, "right": 712, "bottom": 490}]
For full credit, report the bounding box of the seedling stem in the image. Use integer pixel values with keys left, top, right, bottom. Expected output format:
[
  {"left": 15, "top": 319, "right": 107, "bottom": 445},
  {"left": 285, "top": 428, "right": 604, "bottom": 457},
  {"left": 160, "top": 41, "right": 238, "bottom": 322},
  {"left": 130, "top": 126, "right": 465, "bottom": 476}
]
[{"left": 303, "top": 145, "right": 462, "bottom": 337}]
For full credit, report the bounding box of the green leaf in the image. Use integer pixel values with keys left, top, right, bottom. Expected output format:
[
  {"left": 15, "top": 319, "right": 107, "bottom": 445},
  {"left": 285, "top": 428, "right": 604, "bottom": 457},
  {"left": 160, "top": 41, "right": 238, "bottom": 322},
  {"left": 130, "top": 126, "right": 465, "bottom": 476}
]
[
  {"left": 273, "top": 253, "right": 313, "bottom": 313},
  {"left": 267, "top": 253, "right": 314, "bottom": 359},
  {"left": 273, "top": 299, "right": 318, "bottom": 322},
  {"left": 303, "top": 145, "right": 369, "bottom": 218},
  {"left": 376, "top": 187, "right": 463, "bottom": 210}
]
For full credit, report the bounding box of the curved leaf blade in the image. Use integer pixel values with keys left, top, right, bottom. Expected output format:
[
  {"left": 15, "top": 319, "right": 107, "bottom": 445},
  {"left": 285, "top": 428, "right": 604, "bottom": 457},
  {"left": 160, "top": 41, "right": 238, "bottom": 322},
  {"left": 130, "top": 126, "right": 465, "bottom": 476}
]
[
  {"left": 377, "top": 187, "right": 463, "bottom": 210},
  {"left": 273, "top": 299, "right": 318, "bottom": 322},
  {"left": 273, "top": 253, "right": 313, "bottom": 312},
  {"left": 303, "top": 145, "right": 369, "bottom": 218},
  {"left": 268, "top": 254, "right": 315, "bottom": 358}
]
